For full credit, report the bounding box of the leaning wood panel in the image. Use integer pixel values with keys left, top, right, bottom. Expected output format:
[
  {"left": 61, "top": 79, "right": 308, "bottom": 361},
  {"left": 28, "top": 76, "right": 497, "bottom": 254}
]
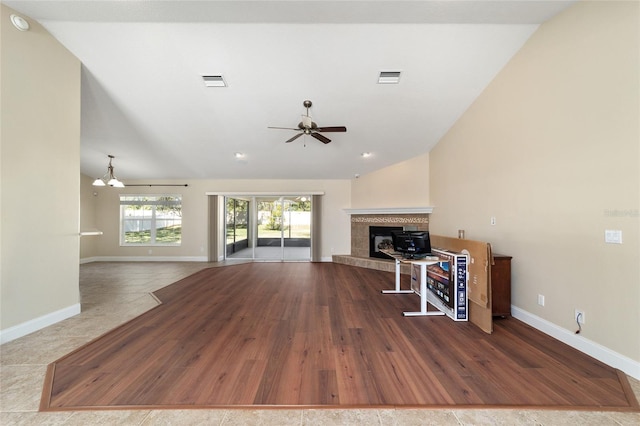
[
  {"left": 468, "top": 299, "right": 493, "bottom": 334},
  {"left": 430, "top": 235, "right": 493, "bottom": 333}
]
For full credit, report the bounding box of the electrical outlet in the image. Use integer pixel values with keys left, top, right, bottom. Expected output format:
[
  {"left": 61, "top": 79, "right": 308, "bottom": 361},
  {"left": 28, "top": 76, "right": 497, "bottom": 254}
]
[
  {"left": 575, "top": 309, "right": 585, "bottom": 324},
  {"left": 537, "top": 294, "right": 545, "bottom": 306}
]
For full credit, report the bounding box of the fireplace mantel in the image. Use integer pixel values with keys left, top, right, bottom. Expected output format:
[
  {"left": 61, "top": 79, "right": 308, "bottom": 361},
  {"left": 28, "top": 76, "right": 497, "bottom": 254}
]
[{"left": 343, "top": 207, "right": 433, "bottom": 215}]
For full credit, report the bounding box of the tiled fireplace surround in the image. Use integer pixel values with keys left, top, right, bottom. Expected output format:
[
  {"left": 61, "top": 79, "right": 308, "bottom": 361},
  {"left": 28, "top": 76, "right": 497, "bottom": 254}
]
[{"left": 332, "top": 210, "right": 430, "bottom": 274}]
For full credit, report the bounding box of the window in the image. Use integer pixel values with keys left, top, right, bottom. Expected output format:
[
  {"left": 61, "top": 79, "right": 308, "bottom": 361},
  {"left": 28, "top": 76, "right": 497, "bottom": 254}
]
[{"left": 120, "top": 195, "right": 182, "bottom": 246}]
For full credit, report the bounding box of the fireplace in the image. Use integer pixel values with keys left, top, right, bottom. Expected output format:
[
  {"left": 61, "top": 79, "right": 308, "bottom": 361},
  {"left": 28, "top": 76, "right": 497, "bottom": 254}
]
[
  {"left": 345, "top": 210, "right": 430, "bottom": 260},
  {"left": 369, "top": 226, "right": 402, "bottom": 259}
]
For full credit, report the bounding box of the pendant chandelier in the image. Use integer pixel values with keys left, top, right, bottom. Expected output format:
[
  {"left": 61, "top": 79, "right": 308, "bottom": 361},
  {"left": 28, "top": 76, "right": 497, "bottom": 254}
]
[{"left": 92, "top": 155, "right": 125, "bottom": 188}]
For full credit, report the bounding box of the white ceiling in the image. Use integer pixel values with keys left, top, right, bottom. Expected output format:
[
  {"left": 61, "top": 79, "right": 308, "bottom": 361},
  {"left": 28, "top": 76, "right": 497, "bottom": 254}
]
[{"left": 5, "top": 0, "right": 576, "bottom": 181}]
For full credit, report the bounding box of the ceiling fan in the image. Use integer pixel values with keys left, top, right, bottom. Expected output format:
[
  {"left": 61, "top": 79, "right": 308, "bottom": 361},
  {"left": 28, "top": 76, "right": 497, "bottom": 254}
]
[{"left": 268, "top": 100, "right": 347, "bottom": 144}]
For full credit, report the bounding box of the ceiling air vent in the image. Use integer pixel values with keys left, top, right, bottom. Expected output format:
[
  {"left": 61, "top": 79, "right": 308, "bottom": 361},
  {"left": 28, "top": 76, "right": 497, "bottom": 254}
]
[
  {"left": 202, "top": 75, "right": 227, "bottom": 87},
  {"left": 378, "top": 71, "right": 401, "bottom": 84}
]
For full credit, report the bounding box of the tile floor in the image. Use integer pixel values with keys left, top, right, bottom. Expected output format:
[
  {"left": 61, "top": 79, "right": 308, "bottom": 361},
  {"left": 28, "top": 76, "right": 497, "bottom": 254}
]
[{"left": 1, "top": 261, "right": 639, "bottom": 426}]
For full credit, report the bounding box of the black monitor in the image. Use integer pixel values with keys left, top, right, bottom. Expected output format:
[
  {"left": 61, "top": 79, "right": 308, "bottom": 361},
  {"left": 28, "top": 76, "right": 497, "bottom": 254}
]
[
  {"left": 390, "top": 231, "right": 410, "bottom": 252},
  {"left": 391, "top": 231, "right": 432, "bottom": 259}
]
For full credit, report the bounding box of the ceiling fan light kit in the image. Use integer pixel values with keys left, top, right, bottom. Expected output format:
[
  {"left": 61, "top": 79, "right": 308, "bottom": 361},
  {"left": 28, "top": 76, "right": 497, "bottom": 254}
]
[
  {"left": 93, "top": 155, "right": 125, "bottom": 188},
  {"left": 268, "top": 100, "right": 346, "bottom": 145}
]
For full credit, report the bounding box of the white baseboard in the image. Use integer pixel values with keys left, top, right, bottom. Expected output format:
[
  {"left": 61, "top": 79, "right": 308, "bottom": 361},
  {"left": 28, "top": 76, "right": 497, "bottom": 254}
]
[
  {"left": 511, "top": 306, "right": 640, "bottom": 380},
  {"left": 82, "top": 256, "right": 209, "bottom": 263},
  {"left": 0, "top": 303, "right": 81, "bottom": 345}
]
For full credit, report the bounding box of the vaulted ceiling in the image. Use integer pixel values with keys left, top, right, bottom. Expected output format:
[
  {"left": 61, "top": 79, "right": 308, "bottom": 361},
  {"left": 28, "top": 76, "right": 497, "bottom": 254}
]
[{"left": 5, "top": 1, "right": 576, "bottom": 180}]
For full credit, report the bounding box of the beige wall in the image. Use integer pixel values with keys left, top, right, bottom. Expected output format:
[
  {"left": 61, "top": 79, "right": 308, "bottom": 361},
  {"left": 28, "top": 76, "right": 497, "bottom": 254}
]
[
  {"left": 81, "top": 178, "right": 352, "bottom": 261},
  {"left": 1, "top": 5, "right": 81, "bottom": 330},
  {"left": 429, "top": 1, "right": 639, "bottom": 363},
  {"left": 350, "top": 153, "right": 430, "bottom": 208}
]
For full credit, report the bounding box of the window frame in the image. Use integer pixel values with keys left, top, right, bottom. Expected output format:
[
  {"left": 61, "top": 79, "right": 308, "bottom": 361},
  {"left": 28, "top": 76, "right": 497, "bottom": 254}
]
[{"left": 119, "top": 194, "right": 183, "bottom": 247}]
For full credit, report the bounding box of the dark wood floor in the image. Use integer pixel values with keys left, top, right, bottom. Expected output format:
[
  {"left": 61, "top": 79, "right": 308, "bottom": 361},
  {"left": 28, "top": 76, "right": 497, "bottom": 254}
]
[{"left": 41, "top": 262, "right": 639, "bottom": 411}]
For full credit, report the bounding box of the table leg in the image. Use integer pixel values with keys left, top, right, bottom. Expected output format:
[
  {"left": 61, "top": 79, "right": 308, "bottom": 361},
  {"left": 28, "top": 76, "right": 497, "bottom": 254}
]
[
  {"left": 382, "top": 258, "right": 413, "bottom": 294},
  {"left": 403, "top": 263, "right": 445, "bottom": 317}
]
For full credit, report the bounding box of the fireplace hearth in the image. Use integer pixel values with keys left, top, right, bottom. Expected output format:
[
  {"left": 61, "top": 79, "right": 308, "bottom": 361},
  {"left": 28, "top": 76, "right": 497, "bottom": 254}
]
[{"left": 369, "top": 226, "right": 402, "bottom": 259}]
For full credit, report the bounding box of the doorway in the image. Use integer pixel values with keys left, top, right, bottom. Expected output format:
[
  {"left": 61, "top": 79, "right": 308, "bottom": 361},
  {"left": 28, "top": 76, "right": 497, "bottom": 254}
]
[{"left": 225, "top": 195, "right": 311, "bottom": 261}]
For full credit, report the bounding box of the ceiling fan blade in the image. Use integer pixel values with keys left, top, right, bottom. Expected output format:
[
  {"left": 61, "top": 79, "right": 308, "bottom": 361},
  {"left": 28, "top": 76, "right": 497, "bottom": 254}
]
[
  {"left": 268, "top": 126, "right": 299, "bottom": 130},
  {"left": 285, "top": 133, "right": 304, "bottom": 143},
  {"left": 311, "top": 132, "right": 331, "bottom": 144},
  {"left": 314, "top": 126, "right": 347, "bottom": 132}
]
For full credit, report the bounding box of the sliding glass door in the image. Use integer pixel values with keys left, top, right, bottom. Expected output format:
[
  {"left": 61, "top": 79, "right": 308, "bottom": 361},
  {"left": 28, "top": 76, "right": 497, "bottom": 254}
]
[
  {"left": 282, "top": 197, "right": 311, "bottom": 261},
  {"left": 225, "top": 195, "right": 311, "bottom": 261},
  {"left": 225, "top": 197, "right": 251, "bottom": 259}
]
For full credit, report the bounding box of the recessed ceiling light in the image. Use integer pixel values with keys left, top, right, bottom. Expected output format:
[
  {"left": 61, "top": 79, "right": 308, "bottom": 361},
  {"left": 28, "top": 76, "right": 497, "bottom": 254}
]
[
  {"left": 361, "top": 152, "right": 372, "bottom": 158},
  {"left": 378, "top": 71, "right": 401, "bottom": 84},
  {"left": 10, "top": 14, "right": 30, "bottom": 31},
  {"left": 202, "top": 75, "right": 227, "bottom": 87},
  {"left": 234, "top": 152, "right": 244, "bottom": 159}
]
